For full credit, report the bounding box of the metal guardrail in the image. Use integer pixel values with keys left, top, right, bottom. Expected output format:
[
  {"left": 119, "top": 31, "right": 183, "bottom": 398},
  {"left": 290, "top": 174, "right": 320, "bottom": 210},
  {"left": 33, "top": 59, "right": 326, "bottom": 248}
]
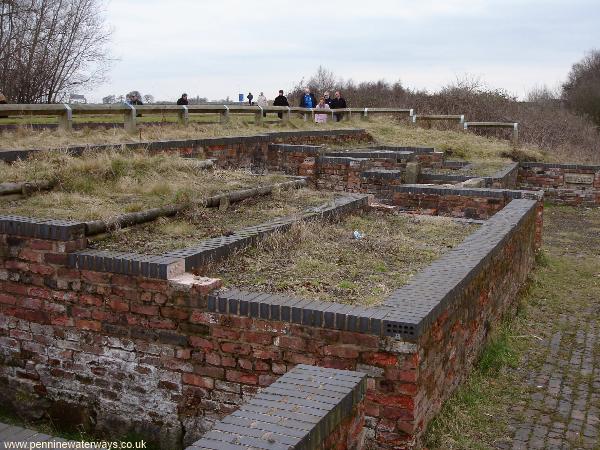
[
  {"left": 0, "top": 103, "right": 519, "bottom": 145},
  {"left": 0, "top": 104, "right": 414, "bottom": 131},
  {"left": 412, "top": 114, "right": 465, "bottom": 125},
  {"left": 464, "top": 121, "right": 519, "bottom": 145}
]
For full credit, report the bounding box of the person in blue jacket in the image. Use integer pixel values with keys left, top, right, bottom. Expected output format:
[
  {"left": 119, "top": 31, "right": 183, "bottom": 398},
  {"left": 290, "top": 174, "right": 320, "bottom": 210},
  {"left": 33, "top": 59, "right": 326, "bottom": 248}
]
[{"left": 299, "top": 88, "right": 316, "bottom": 108}]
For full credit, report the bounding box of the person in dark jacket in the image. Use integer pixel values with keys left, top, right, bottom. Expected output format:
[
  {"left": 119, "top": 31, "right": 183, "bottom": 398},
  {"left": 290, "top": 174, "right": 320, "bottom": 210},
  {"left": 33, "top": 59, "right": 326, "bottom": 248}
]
[
  {"left": 128, "top": 92, "right": 143, "bottom": 117},
  {"left": 130, "top": 93, "right": 143, "bottom": 105},
  {"left": 324, "top": 91, "right": 333, "bottom": 107},
  {"left": 330, "top": 91, "right": 347, "bottom": 121},
  {"left": 0, "top": 92, "right": 7, "bottom": 118},
  {"left": 273, "top": 90, "right": 289, "bottom": 119},
  {"left": 299, "top": 88, "right": 316, "bottom": 109},
  {"left": 177, "top": 93, "right": 188, "bottom": 105},
  {"left": 247, "top": 92, "right": 254, "bottom": 105}
]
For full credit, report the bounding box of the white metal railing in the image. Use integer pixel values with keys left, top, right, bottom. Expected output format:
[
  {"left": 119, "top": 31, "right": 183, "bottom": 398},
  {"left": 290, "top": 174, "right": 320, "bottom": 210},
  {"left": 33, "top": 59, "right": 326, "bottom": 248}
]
[{"left": 0, "top": 104, "right": 519, "bottom": 145}]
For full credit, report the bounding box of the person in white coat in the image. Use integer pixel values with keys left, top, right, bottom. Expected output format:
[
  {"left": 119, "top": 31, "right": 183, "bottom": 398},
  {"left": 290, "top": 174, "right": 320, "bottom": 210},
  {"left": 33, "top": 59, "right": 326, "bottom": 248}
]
[{"left": 257, "top": 92, "right": 268, "bottom": 117}]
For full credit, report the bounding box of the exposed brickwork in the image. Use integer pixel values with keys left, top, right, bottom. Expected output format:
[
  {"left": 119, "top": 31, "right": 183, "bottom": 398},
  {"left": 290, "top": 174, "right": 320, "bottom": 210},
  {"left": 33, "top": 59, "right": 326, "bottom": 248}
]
[
  {"left": 418, "top": 162, "right": 519, "bottom": 189},
  {"left": 0, "top": 129, "right": 373, "bottom": 164},
  {"left": 187, "top": 365, "right": 367, "bottom": 450},
  {"left": 391, "top": 185, "right": 544, "bottom": 249},
  {"left": 411, "top": 201, "right": 538, "bottom": 444},
  {"left": 0, "top": 198, "right": 539, "bottom": 448},
  {"left": 518, "top": 162, "right": 600, "bottom": 206},
  {"left": 316, "top": 157, "right": 376, "bottom": 192},
  {"left": 360, "top": 170, "right": 403, "bottom": 200}
]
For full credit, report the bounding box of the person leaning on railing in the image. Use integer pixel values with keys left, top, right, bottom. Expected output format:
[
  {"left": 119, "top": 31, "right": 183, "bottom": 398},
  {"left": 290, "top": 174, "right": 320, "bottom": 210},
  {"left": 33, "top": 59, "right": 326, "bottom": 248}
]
[
  {"left": 177, "top": 93, "right": 189, "bottom": 105},
  {"left": 315, "top": 97, "right": 330, "bottom": 124},
  {"left": 273, "top": 90, "right": 289, "bottom": 119},
  {"left": 330, "top": 91, "right": 347, "bottom": 122},
  {"left": 0, "top": 91, "right": 7, "bottom": 118}
]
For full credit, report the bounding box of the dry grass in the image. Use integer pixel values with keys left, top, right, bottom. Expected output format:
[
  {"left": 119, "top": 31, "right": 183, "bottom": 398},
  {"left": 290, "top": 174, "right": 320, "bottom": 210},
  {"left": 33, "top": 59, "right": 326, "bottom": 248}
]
[
  {"left": 358, "top": 118, "right": 548, "bottom": 164},
  {"left": 0, "top": 149, "right": 288, "bottom": 220},
  {"left": 0, "top": 115, "right": 558, "bottom": 167},
  {"left": 423, "top": 160, "right": 514, "bottom": 177},
  {"left": 90, "top": 188, "right": 336, "bottom": 254},
  {"left": 211, "top": 211, "right": 477, "bottom": 306},
  {"left": 0, "top": 116, "right": 357, "bottom": 150}
]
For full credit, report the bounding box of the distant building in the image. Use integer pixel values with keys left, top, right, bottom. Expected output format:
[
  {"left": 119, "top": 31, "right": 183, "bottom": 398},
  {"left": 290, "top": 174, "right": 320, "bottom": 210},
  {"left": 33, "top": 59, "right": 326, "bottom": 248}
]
[
  {"left": 102, "top": 95, "right": 116, "bottom": 104},
  {"left": 69, "top": 94, "right": 87, "bottom": 104}
]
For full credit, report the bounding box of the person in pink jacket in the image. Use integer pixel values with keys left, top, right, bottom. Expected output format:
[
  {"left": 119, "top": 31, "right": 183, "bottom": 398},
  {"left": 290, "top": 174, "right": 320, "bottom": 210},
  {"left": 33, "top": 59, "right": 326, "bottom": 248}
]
[{"left": 315, "top": 97, "right": 330, "bottom": 124}]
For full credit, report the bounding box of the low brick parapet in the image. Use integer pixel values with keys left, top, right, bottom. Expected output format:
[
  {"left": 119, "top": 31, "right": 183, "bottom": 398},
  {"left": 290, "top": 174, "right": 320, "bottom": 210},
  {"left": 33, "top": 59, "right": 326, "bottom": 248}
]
[
  {"left": 518, "top": 162, "right": 600, "bottom": 206},
  {"left": 187, "top": 364, "right": 367, "bottom": 450}
]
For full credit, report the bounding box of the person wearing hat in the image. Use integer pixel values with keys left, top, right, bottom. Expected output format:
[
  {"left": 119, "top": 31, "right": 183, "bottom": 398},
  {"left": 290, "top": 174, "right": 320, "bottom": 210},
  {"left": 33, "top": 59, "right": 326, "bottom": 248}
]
[{"left": 177, "top": 93, "right": 188, "bottom": 105}]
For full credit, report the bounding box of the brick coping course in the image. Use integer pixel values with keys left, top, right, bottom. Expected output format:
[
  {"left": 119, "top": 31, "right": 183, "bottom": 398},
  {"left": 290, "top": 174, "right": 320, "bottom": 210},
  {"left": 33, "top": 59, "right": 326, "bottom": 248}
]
[
  {"left": 207, "top": 198, "right": 538, "bottom": 341},
  {"left": 187, "top": 364, "right": 367, "bottom": 450}
]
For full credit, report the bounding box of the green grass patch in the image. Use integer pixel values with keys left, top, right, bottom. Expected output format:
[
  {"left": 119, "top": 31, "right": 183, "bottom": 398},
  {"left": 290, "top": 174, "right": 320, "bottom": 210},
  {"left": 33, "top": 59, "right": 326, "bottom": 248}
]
[{"left": 424, "top": 204, "right": 600, "bottom": 449}]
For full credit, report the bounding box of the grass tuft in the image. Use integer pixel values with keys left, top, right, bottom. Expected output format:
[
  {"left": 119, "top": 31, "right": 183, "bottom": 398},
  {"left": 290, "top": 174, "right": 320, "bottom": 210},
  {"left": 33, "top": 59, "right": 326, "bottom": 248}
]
[
  {"left": 0, "top": 149, "right": 289, "bottom": 220},
  {"left": 211, "top": 212, "right": 477, "bottom": 305}
]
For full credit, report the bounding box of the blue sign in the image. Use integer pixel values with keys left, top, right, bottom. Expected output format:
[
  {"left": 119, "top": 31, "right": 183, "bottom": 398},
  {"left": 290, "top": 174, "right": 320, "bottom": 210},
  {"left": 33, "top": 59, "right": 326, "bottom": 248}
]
[{"left": 238, "top": 93, "right": 244, "bottom": 102}]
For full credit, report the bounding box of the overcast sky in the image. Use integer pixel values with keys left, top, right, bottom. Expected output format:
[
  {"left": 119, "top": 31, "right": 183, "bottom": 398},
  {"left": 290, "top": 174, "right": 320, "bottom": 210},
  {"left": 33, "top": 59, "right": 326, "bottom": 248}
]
[{"left": 90, "top": 0, "right": 599, "bottom": 102}]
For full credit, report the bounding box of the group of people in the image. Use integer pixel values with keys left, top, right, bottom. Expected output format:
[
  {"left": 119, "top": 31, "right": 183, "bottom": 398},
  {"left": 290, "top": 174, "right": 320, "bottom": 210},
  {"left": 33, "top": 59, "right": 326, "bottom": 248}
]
[
  {"left": 246, "top": 88, "right": 347, "bottom": 123},
  {"left": 299, "top": 89, "right": 347, "bottom": 123}
]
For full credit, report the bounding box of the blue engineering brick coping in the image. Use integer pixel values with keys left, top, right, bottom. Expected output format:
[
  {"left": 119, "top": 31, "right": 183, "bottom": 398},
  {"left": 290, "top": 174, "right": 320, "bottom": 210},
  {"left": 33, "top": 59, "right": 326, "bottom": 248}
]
[
  {"left": 65, "top": 194, "right": 369, "bottom": 279},
  {"left": 520, "top": 161, "right": 600, "bottom": 171},
  {"left": 207, "top": 198, "right": 538, "bottom": 341},
  {"left": 419, "top": 162, "right": 520, "bottom": 187},
  {"left": 0, "top": 215, "right": 85, "bottom": 241},
  {"left": 186, "top": 364, "right": 367, "bottom": 450},
  {"left": 394, "top": 184, "right": 543, "bottom": 201},
  {"left": 0, "top": 187, "right": 539, "bottom": 343}
]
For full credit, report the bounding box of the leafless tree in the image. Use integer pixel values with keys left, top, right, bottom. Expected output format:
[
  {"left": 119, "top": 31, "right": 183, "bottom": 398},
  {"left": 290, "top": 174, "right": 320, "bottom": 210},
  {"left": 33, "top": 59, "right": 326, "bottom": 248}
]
[
  {"left": 0, "top": 0, "right": 112, "bottom": 103},
  {"left": 563, "top": 49, "right": 600, "bottom": 126}
]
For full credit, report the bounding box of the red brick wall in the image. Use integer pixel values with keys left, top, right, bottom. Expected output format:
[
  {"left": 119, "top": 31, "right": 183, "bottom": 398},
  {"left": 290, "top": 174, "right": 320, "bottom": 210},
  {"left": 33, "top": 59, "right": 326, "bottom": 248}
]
[
  {"left": 320, "top": 402, "right": 366, "bottom": 450},
  {"left": 0, "top": 232, "right": 413, "bottom": 448},
  {"left": 391, "top": 189, "right": 544, "bottom": 249},
  {"left": 392, "top": 192, "right": 508, "bottom": 219},
  {"left": 0, "top": 200, "right": 538, "bottom": 449},
  {"left": 518, "top": 164, "right": 600, "bottom": 206},
  {"left": 413, "top": 208, "right": 537, "bottom": 441}
]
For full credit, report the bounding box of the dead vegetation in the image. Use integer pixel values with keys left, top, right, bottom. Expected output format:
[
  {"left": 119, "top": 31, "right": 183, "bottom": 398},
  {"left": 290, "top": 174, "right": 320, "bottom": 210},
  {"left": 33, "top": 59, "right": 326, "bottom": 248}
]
[
  {"left": 211, "top": 211, "right": 477, "bottom": 306},
  {"left": 0, "top": 116, "right": 357, "bottom": 150},
  {"left": 90, "top": 188, "right": 336, "bottom": 254},
  {"left": 0, "top": 149, "right": 288, "bottom": 220}
]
